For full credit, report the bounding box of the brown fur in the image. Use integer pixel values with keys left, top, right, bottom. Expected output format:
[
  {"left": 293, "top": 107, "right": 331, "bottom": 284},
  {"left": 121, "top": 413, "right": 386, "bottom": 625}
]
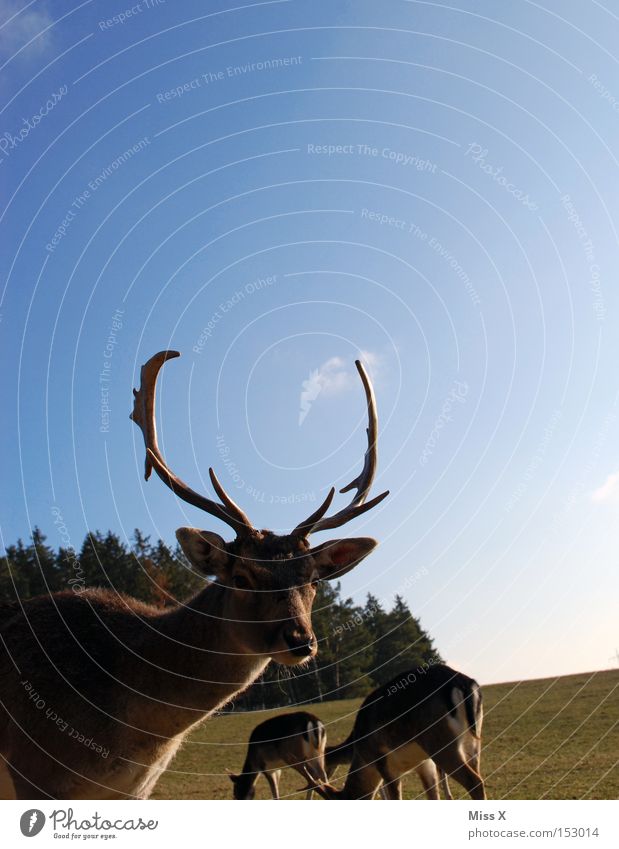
[
  {"left": 318, "top": 664, "right": 485, "bottom": 800},
  {"left": 230, "top": 711, "right": 328, "bottom": 799},
  {"left": 0, "top": 531, "right": 376, "bottom": 799}
]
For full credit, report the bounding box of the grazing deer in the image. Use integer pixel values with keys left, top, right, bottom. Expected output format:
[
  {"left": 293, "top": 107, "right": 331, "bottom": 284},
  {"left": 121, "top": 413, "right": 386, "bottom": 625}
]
[
  {"left": 0, "top": 352, "right": 387, "bottom": 800},
  {"left": 229, "top": 711, "right": 327, "bottom": 799},
  {"left": 307, "top": 663, "right": 485, "bottom": 799},
  {"left": 326, "top": 732, "right": 452, "bottom": 800}
]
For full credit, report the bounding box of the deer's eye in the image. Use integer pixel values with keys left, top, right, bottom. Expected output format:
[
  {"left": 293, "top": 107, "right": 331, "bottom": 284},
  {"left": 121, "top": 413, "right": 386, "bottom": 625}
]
[{"left": 232, "top": 574, "right": 252, "bottom": 590}]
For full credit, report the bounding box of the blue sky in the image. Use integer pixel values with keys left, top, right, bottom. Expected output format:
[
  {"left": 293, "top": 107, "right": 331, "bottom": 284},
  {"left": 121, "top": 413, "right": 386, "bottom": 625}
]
[{"left": 1, "top": 0, "right": 619, "bottom": 685}]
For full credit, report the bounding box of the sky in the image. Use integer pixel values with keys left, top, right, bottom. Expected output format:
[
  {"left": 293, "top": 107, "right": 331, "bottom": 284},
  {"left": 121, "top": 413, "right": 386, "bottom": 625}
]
[{"left": 1, "top": 0, "right": 619, "bottom": 686}]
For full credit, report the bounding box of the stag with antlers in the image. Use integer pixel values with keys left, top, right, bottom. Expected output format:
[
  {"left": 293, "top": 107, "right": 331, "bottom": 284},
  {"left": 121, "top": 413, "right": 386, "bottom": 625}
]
[{"left": 0, "top": 351, "right": 387, "bottom": 800}]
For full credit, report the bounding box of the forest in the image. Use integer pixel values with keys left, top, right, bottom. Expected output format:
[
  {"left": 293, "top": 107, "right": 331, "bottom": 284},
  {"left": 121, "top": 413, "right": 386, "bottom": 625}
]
[{"left": 0, "top": 528, "right": 441, "bottom": 708}]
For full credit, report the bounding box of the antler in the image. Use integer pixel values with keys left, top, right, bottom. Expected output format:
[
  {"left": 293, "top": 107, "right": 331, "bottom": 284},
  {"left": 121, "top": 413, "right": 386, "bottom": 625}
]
[
  {"left": 298, "top": 766, "right": 339, "bottom": 799},
  {"left": 130, "top": 350, "right": 254, "bottom": 537},
  {"left": 292, "top": 359, "right": 389, "bottom": 538}
]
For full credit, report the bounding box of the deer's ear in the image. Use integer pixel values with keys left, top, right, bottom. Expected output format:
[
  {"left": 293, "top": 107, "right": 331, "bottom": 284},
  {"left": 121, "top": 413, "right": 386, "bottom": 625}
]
[
  {"left": 176, "top": 527, "right": 229, "bottom": 576},
  {"left": 310, "top": 537, "right": 378, "bottom": 580}
]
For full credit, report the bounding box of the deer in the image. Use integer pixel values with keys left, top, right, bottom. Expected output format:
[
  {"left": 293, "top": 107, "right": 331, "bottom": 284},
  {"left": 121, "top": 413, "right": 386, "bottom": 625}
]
[
  {"left": 326, "top": 733, "right": 452, "bottom": 800},
  {"left": 305, "top": 663, "right": 485, "bottom": 800},
  {"left": 0, "top": 351, "right": 388, "bottom": 800},
  {"left": 229, "top": 711, "right": 327, "bottom": 799}
]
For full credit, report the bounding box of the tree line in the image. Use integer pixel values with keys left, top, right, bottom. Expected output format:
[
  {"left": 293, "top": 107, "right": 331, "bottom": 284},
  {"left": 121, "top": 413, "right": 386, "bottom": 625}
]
[{"left": 1, "top": 528, "right": 441, "bottom": 708}]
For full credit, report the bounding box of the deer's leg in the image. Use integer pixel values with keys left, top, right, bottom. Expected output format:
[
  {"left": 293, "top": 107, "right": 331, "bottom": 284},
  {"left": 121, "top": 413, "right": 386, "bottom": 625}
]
[
  {"left": 468, "top": 738, "right": 482, "bottom": 776},
  {"left": 432, "top": 744, "right": 486, "bottom": 800},
  {"left": 376, "top": 760, "right": 402, "bottom": 800},
  {"left": 379, "top": 776, "right": 402, "bottom": 800},
  {"left": 450, "top": 763, "right": 485, "bottom": 800},
  {"left": 0, "top": 761, "right": 16, "bottom": 800},
  {"left": 416, "top": 759, "right": 440, "bottom": 800},
  {"left": 439, "top": 768, "right": 453, "bottom": 800},
  {"left": 264, "top": 769, "right": 280, "bottom": 799}
]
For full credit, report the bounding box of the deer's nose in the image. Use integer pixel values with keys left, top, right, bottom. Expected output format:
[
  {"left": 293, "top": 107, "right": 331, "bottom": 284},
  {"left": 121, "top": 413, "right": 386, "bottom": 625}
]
[{"left": 283, "top": 631, "right": 316, "bottom": 657}]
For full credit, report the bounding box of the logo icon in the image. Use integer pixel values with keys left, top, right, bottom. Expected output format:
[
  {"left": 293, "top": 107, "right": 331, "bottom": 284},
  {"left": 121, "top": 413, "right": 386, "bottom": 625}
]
[
  {"left": 20, "top": 810, "right": 46, "bottom": 837},
  {"left": 298, "top": 368, "right": 323, "bottom": 426}
]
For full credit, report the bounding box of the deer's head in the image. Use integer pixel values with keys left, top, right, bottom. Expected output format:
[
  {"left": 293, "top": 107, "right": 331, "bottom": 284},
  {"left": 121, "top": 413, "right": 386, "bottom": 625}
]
[{"left": 131, "top": 351, "right": 388, "bottom": 667}]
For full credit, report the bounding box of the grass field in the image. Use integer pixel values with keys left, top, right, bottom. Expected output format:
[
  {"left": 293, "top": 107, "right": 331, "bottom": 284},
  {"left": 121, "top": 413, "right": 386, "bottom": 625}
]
[{"left": 152, "top": 669, "right": 618, "bottom": 800}]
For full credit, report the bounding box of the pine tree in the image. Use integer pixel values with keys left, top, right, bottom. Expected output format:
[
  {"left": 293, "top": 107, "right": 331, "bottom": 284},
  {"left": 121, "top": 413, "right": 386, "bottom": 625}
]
[
  {"left": 151, "top": 538, "right": 203, "bottom": 604},
  {"left": 368, "top": 594, "right": 442, "bottom": 687},
  {"left": 0, "top": 525, "right": 444, "bottom": 710},
  {"left": 0, "top": 541, "right": 30, "bottom": 602}
]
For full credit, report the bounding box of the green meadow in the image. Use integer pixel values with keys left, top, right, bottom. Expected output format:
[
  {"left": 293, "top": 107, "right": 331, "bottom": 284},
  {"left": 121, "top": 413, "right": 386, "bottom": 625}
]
[{"left": 153, "top": 669, "right": 618, "bottom": 800}]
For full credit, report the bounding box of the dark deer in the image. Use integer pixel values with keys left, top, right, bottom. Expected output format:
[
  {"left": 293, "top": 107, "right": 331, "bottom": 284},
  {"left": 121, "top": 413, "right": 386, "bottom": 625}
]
[
  {"left": 0, "top": 352, "right": 387, "bottom": 800},
  {"left": 229, "top": 711, "right": 327, "bottom": 799},
  {"left": 307, "top": 663, "right": 485, "bottom": 799},
  {"left": 326, "top": 735, "right": 452, "bottom": 800}
]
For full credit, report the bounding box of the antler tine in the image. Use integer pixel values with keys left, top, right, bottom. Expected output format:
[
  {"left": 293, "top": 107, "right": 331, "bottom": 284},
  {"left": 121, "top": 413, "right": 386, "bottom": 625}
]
[
  {"left": 208, "top": 467, "right": 255, "bottom": 530},
  {"left": 293, "top": 359, "right": 389, "bottom": 537},
  {"left": 130, "top": 350, "right": 254, "bottom": 536},
  {"left": 298, "top": 766, "right": 335, "bottom": 799},
  {"left": 339, "top": 360, "right": 378, "bottom": 500},
  {"left": 290, "top": 487, "right": 336, "bottom": 540}
]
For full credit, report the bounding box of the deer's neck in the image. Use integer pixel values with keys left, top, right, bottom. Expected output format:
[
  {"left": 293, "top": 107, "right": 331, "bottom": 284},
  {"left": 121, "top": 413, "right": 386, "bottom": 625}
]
[
  {"left": 236, "top": 750, "right": 261, "bottom": 798},
  {"left": 339, "top": 764, "right": 382, "bottom": 800},
  {"left": 129, "top": 583, "right": 269, "bottom": 738}
]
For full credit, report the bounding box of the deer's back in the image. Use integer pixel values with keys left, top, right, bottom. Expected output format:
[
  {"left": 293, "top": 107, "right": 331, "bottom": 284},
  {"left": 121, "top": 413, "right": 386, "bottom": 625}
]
[
  {"left": 351, "top": 664, "right": 479, "bottom": 757},
  {"left": 0, "top": 590, "right": 162, "bottom": 751}
]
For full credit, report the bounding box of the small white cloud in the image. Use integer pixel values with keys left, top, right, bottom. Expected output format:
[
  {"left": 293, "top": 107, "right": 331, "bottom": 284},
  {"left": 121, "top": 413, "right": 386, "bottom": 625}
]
[
  {"left": 358, "top": 349, "right": 383, "bottom": 377},
  {"left": 298, "top": 357, "right": 354, "bottom": 426},
  {"left": 0, "top": 1, "right": 54, "bottom": 60},
  {"left": 298, "top": 352, "right": 382, "bottom": 425},
  {"left": 590, "top": 471, "right": 619, "bottom": 504}
]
